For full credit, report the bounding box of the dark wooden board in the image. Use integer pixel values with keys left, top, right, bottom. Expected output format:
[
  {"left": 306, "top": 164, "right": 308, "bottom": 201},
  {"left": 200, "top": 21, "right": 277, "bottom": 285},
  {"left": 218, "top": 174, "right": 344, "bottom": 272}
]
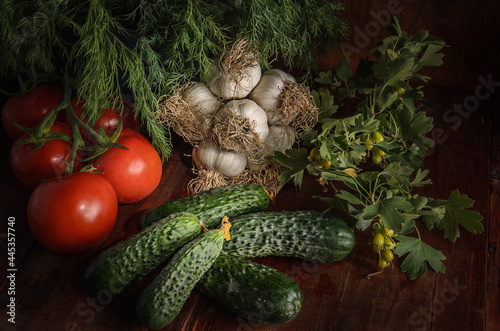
[
  {"left": 1, "top": 1, "right": 499, "bottom": 330},
  {"left": 0, "top": 85, "right": 497, "bottom": 331}
]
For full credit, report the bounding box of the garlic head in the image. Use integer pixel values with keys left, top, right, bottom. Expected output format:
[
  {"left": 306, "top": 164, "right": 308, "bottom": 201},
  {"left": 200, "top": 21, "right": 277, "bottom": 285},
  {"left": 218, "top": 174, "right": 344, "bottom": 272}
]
[
  {"left": 183, "top": 82, "right": 222, "bottom": 116},
  {"left": 268, "top": 125, "right": 295, "bottom": 152},
  {"left": 192, "top": 139, "right": 247, "bottom": 177},
  {"left": 208, "top": 59, "right": 262, "bottom": 99},
  {"left": 249, "top": 69, "right": 297, "bottom": 125}
]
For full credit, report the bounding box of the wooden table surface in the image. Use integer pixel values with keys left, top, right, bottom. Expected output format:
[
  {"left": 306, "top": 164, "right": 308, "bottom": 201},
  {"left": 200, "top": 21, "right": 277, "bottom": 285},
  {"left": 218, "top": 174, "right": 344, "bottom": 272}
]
[
  {"left": 1, "top": 1, "right": 499, "bottom": 329},
  {"left": 0, "top": 84, "right": 498, "bottom": 331}
]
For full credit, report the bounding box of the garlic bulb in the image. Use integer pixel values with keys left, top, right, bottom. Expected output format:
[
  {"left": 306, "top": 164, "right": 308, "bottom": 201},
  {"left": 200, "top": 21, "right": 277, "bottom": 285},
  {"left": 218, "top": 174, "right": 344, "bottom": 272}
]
[
  {"left": 246, "top": 125, "right": 295, "bottom": 172},
  {"left": 183, "top": 82, "right": 222, "bottom": 116},
  {"left": 207, "top": 58, "right": 262, "bottom": 99},
  {"left": 172, "top": 82, "right": 222, "bottom": 141},
  {"left": 214, "top": 99, "right": 270, "bottom": 145},
  {"left": 249, "top": 69, "right": 297, "bottom": 125},
  {"left": 192, "top": 139, "right": 247, "bottom": 177},
  {"left": 268, "top": 125, "right": 295, "bottom": 152}
]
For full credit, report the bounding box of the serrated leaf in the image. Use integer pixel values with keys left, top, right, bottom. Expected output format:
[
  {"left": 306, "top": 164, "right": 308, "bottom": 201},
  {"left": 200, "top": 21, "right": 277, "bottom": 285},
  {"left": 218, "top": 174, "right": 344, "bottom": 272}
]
[
  {"left": 374, "top": 56, "right": 415, "bottom": 90},
  {"left": 392, "top": 108, "right": 434, "bottom": 149},
  {"left": 394, "top": 235, "right": 446, "bottom": 279},
  {"left": 422, "top": 214, "right": 440, "bottom": 230},
  {"left": 337, "top": 190, "right": 363, "bottom": 205},
  {"left": 375, "top": 197, "right": 414, "bottom": 232},
  {"left": 408, "top": 29, "right": 429, "bottom": 43},
  {"left": 314, "top": 71, "right": 333, "bottom": 85},
  {"left": 408, "top": 195, "right": 428, "bottom": 211},
  {"left": 429, "top": 190, "right": 484, "bottom": 243},
  {"left": 268, "top": 148, "right": 310, "bottom": 186},
  {"left": 399, "top": 219, "right": 416, "bottom": 234},
  {"left": 379, "top": 91, "right": 399, "bottom": 111},
  {"left": 416, "top": 44, "right": 445, "bottom": 69},
  {"left": 411, "top": 168, "right": 432, "bottom": 187},
  {"left": 335, "top": 57, "right": 351, "bottom": 82},
  {"left": 355, "top": 216, "right": 374, "bottom": 231},
  {"left": 316, "top": 89, "right": 339, "bottom": 119},
  {"left": 354, "top": 204, "right": 379, "bottom": 230}
]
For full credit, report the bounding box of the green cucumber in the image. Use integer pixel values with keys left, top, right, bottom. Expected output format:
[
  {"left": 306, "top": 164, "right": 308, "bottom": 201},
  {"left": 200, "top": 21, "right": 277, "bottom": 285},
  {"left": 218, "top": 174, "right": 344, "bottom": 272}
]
[
  {"left": 84, "top": 212, "right": 202, "bottom": 299},
  {"left": 135, "top": 228, "right": 226, "bottom": 329},
  {"left": 197, "top": 255, "right": 303, "bottom": 324},
  {"left": 139, "top": 184, "right": 271, "bottom": 229},
  {"left": 224, "top": 210, "right": 356, "bottom": 263}
]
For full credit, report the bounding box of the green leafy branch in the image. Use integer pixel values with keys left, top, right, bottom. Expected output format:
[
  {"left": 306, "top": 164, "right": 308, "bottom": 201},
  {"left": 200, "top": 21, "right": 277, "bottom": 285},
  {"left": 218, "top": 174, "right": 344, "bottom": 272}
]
[{"left": 269, "top": 16, "right": 483, "bottom": 279}]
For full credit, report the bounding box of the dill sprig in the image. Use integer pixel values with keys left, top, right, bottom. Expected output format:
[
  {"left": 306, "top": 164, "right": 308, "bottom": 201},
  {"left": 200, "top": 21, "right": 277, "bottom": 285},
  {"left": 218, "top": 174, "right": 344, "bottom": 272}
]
[{"left": 0, "top": 0, "right": 348, "bottom": 160}]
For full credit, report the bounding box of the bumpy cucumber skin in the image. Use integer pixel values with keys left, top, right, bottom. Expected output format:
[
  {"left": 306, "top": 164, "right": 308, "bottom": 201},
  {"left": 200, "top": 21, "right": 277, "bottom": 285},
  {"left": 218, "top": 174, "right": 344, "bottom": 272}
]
[
  {"left": 140, "top": 184, "right": 271, "bottom": 229},
  {"left": 136, "top": 230, "right": 224, "bottom": 330},
  {"left": 197, "top": 255, "right": 303, "bottom": 324},
  {"left": 84, "top": 212, "right": 201, "bottom": 299},
  {"left": 223, "top": 210, "right": 356, "bottom": 263}
]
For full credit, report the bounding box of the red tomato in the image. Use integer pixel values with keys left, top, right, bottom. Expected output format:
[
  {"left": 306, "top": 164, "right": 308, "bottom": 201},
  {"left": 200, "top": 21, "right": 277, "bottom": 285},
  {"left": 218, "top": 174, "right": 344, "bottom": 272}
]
[
  {"left": 2, "top": 85, "right": 64, "bottom": 140},
  {"left": 10, "top": 121, "right": 84, "bottom": 189},
  {"left": 95, "top": 129, "right": 162, "bottom": 204},
  {"left": 27, "top": 172, "right": 118, "bottom": 254},
  {"left": 66, "top": 96, "right": 140, "bottom": 142}
]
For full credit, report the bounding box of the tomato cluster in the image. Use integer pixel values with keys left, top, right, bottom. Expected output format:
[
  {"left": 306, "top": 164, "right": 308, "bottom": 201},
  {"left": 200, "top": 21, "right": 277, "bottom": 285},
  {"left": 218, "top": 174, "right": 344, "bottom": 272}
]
[{"left": 2, "top": 84, "right": 163, "bottom": 254}]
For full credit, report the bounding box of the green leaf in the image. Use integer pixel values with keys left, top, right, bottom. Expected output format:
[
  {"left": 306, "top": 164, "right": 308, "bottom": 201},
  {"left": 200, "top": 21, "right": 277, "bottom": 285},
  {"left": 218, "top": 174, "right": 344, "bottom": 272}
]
[
  {"left": 354, "top": 204, "right": 379, "bottom": 230},
  {"left": 408, "top": 29, "right": 429, "bottom": 43},
  {"left": 392, "top": 108, "right": 434, "bottom": 149},
  {"left": 415, "top": 44, "right": 445, "bottom": 69},
  {"left": 337, "top": 190, "right": 363, "bottom": 205},
  {"left": 267, "top": 148, "right": 310, "bottom": 187},
  {"left": 428, "top": 190, "right": 484, "bottom": 243},
  {"left": 380, "top": 91, "right": 399, "bottom": 111},
  {"left": 374, "top": 56, "right": 415, "bottom": 90},
  {"left": 314, "top": 89, "right": 339, "bottom": 120},
  {"left": 378, "top": 162, "right": 414, "bottom": 194},
  {"left": 411, "top": 168, "right": 432, "bottom": 187},
  {"left": 335, "top": 57, "right": 351, "bottom": 82},
  {"left": 395, "top": 235, "right": 446, "bottom": 279},
  {"left": 375, "top": 197, "right": 414, "bottom": 232},
  {"left": 399, "top": 219, "right": 416, "bottom": 234}
]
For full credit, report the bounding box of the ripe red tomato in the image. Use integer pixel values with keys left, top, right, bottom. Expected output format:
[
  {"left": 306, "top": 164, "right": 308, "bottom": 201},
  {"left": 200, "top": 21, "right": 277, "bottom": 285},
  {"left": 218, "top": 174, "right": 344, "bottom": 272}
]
[
  {"left": 66, "top": 96, "right": 140, "bottom": 142},
  {"left": 10, "top": 121, "right": 84, "bottom": 189},
  {"left": 95, "top": 129, "right": 162, "bottom": 204},
  {"left": 2, "top": 85, "right": 64, "bottom": 140},
  {"left": 27, "top": 172, "right": 118, "bottom": 254}
]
